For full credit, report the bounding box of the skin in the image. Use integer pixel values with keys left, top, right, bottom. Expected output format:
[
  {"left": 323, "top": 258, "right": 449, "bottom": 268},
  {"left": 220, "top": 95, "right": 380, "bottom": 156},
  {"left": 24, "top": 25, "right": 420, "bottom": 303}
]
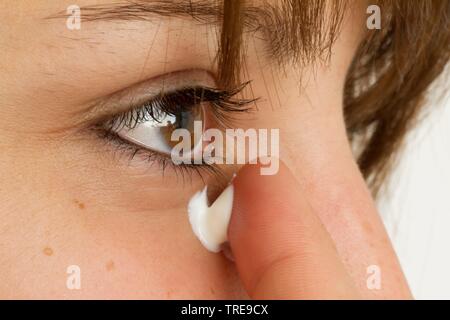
[{"left": 0, "top": 0, "right": 411, "bottom": 299}]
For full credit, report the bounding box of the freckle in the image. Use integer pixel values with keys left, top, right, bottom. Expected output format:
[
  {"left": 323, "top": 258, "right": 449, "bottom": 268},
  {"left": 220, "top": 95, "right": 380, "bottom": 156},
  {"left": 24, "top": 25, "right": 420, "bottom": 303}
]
[
  {"left": 43, "top": 247, "right": 53, "bottom": 256},
  {"left": 73, "top": 199, "right": 86, "bottom": 210},
  {"left": 363, "top": 220, "right": 373, "bottom": 234},
  {"left": 106, "top": 260, "right": 115, "bottom": 271},
  {"left": 210, "top": 287, "right": 215, "bottom": 295}
]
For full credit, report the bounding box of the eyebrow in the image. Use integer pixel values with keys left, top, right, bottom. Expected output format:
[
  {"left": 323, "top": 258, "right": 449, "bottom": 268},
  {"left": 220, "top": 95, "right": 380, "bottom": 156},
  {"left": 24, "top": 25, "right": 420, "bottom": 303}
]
[
  {"left": 51, "top": 0, "right": 347, "bottom": 85},
  {"left": 65, "top": 0, "right": 222, "bottom": 24}
]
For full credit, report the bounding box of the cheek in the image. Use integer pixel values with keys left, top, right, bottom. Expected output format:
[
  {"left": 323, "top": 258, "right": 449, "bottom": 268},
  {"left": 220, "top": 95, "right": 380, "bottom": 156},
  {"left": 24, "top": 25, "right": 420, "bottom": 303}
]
[
  {"left": 88, "top": 212, "right": 244, "bottom": 299},
  {"left": 0, "top": 188, "right": 246, "bottom": 298},
  {"left": 0, "top": 142, "right": 246, "bottom": 298}
]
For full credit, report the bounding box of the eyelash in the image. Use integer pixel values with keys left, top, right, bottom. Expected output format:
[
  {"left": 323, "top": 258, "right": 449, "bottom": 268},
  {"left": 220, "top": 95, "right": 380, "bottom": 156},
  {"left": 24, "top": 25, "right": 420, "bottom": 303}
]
[
  {"left": 104, "top": 82, "right": 255, "bottom": 131},
  {"left": 95, "top": 82, "right": 256, "bottom": 181}
]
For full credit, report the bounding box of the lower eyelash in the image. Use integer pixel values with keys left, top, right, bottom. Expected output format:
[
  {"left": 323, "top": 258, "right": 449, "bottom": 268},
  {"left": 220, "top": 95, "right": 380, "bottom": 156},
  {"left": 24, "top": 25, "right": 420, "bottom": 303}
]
[{"left": 94, "top": 127, "right": 226, "bottom": 185}]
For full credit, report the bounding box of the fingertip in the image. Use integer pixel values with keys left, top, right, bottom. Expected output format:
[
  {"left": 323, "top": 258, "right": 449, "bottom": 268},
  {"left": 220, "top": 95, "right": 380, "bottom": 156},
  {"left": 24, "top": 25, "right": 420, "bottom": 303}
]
[{"left": 227, "top": 160, "right": 358, "bottom": 299}]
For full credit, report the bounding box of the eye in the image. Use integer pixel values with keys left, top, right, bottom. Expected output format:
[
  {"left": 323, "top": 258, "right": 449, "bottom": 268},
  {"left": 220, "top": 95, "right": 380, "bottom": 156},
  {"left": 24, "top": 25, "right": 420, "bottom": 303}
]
[
  {"left": 109, "top": 92, "right": 205, "bottom": 157},
  {"left": 97, "top": 81, "right": 256, "bottom": 174}
]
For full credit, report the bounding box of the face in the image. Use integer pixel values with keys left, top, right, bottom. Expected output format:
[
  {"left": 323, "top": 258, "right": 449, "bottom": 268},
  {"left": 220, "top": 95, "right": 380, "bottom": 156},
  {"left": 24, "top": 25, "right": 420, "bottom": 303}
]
[{"left": 1, "top": 1, "right": 402, "bottom": 299}]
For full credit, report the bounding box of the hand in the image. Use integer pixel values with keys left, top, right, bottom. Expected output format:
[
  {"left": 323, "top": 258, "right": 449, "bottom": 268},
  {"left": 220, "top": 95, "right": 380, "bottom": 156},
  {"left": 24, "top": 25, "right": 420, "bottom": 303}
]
[{"left": 228, "top": 161, "right": 410, "bottom": 299}]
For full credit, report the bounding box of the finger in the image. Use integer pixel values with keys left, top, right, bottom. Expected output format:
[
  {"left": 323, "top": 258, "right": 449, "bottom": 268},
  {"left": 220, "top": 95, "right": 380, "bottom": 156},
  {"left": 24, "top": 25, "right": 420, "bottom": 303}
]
[{"left": 228, "top": 161, "right": 359, "bottom": 299}]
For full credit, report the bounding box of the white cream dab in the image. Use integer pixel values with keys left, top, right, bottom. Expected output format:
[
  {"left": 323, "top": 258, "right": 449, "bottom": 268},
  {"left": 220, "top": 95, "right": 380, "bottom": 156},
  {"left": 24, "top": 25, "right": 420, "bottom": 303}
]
[{"left": 188, "top": 184, "right": 234, "bottom": 253}]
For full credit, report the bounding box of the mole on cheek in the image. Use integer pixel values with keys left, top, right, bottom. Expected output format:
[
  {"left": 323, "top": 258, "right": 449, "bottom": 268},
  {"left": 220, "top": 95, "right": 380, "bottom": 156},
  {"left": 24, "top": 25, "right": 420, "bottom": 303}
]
[
  {"left": 73, "top": 199, "right": 86, "bottom": 210},
  {"left": 106, "top": 260, "right": 115, "bottom": 271},
  {"left": 43, "top": 247, "right": 53, "bottom": 256}
]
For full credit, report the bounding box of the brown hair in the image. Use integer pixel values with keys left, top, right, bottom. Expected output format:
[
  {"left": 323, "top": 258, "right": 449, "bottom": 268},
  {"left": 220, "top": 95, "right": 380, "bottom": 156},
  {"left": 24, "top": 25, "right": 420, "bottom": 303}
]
[
  {"left": 57, "top": 0, "right": 450, "bottom": 194},
  {"left": 220, "top": 0, "right": 450, "bottom": 195}
]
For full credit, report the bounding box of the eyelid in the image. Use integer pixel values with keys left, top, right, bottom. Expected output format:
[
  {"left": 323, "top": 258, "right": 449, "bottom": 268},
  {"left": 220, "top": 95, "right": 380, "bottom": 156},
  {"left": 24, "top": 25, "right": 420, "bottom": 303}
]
[{"left": 81, "top": 69, "right": 218, "bottom": 126}]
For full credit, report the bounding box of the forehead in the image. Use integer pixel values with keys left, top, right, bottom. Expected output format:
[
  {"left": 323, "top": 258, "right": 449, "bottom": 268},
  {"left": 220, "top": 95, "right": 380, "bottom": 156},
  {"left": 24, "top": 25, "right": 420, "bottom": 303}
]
[
  {"left": 0, "top": 1, "right": 357, "bottom": 108},
  {"left": 53, "top": 0, "right": 348, "bottom": 65}
]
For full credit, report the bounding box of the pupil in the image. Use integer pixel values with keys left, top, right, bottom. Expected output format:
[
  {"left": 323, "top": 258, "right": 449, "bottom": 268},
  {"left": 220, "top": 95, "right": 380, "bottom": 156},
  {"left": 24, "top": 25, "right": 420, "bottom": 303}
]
[{"left": 163, "top": 105, "right": 203, "bottom": 151}]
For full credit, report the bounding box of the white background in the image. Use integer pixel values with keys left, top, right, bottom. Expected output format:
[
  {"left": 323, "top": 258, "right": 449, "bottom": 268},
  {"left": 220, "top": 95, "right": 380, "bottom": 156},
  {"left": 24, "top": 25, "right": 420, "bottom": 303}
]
[{"left": 377, "top": 73, "right": 450, "bottom": 299}]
